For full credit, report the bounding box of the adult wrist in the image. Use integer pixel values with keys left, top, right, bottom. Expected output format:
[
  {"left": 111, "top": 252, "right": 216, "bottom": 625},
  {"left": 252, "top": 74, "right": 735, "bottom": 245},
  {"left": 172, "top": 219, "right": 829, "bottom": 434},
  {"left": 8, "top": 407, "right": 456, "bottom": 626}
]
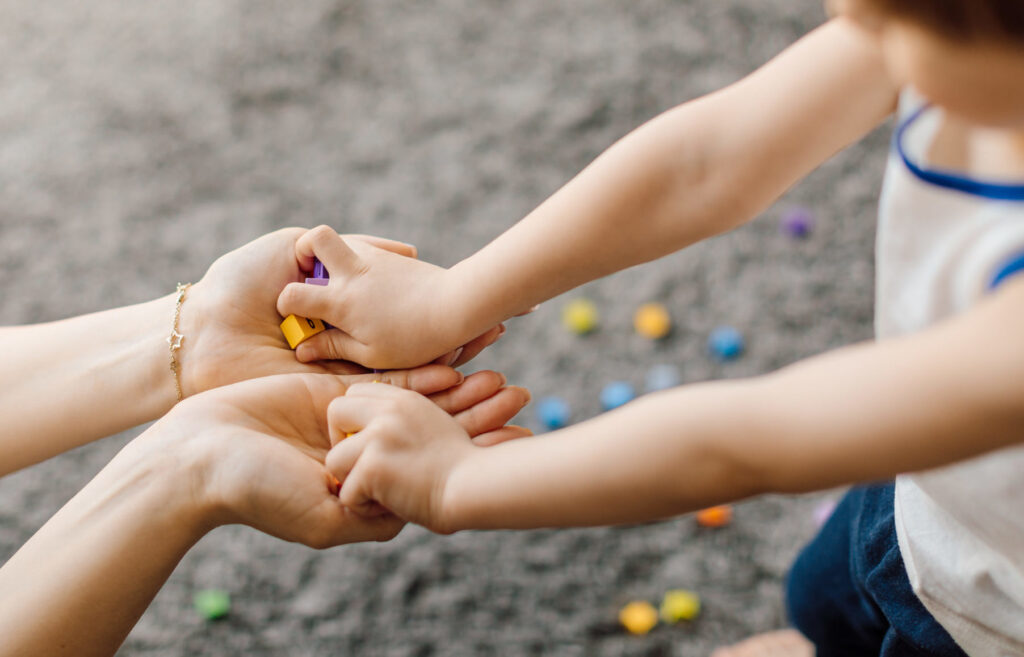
[{"left": 103, "top": 422, "right": 220, "bottom": 540}]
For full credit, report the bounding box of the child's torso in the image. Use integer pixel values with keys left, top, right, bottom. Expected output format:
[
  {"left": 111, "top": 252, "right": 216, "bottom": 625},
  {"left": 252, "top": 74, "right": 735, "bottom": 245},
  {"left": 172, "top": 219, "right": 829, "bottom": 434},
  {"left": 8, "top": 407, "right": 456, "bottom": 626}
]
[{"left": 879, "top": 92, "right": 1024, "bottom": 656}]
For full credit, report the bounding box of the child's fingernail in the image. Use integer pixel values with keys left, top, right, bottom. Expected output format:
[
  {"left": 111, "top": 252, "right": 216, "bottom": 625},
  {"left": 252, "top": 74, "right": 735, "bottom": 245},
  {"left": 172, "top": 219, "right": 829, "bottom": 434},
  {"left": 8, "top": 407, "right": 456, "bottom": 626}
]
[
  {"left": 497, "top": 372, "right": 507, "bottom": 386},
  {"left": 446, "top": 347, "right": 464, "bottom": 366},
  {"left": 456, "top": 372, "right": 465, "bottom": 384},
  {"left": 498, "top": 324, "right": 507, "bottom": 336}
]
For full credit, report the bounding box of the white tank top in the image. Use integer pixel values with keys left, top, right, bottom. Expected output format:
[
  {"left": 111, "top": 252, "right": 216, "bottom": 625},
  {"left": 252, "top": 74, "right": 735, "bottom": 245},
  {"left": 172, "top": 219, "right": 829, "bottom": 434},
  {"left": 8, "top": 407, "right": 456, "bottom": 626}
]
[{"left": 880, "top": 93, "right": 1024, "bottom": 656}]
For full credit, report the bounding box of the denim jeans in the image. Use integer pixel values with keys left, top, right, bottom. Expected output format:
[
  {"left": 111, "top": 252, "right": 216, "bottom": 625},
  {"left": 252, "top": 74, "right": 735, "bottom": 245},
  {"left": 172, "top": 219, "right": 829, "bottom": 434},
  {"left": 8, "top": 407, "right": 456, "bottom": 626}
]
[{"left": 786, "top": 483, "right": 967, "bottom": 657}]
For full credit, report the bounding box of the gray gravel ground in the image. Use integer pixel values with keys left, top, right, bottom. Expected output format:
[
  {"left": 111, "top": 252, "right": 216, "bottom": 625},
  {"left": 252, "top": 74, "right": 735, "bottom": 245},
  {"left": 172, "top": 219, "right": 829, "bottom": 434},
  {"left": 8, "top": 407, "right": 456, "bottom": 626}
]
[{"left": 0, "top": 1, "right": 887, "bottom": 655}]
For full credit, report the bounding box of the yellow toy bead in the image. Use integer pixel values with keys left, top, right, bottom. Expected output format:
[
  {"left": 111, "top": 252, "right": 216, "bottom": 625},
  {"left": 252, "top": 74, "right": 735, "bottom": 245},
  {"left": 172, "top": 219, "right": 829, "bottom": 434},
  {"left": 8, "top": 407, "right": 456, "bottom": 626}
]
[
  {"left": 619, "top": 600, "right": 658, "bottom": 635},
  {"left": 660, "top": 589, "right": 701, "bottom": 623},
  {"left": 280, "top": 314, "right": 326, "bottom": 349},
  {"left": 633, "top": 302, "right": 671, "bottom": 339},
  {"left": 562, "top": 298, "right": 599, "bottom": 335}
]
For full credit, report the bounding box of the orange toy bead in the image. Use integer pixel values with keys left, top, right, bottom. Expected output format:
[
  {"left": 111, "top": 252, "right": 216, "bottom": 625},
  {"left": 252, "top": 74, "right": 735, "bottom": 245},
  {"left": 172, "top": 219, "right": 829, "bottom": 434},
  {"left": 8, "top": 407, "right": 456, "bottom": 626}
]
[{"left": 696, "top": 505, "right": 733, "bottom": 528}]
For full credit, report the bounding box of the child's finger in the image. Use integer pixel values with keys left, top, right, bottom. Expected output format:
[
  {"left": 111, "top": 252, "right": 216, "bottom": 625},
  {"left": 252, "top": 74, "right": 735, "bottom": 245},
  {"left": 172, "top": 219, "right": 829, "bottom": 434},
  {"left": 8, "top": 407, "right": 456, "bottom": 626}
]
[
  {"left": 453, "top": 386, "right": 531, "bottom": 437},
  {"left": 326, "top": 422, "right": 370, "bottom": 472},
  {"left": 326, "top": 396, "right": 383, "bottom": 444},
  {"left": 451, "top": 325, "right": 504, "bottom": 367},
  {"left": 295, "top": 329, "right": 368, "bottom": 364},
  {"left": 471, "top": 425, "right": 533, "bottom": 447},
  {"left": 295, "top": 225, "right": 362, "bottom": 275},
  {"left": 277, "top": 281, "right": 338, "bottom": 323},
  {"left": 343, "top": 234, "right": 418, "bottom": 259}
]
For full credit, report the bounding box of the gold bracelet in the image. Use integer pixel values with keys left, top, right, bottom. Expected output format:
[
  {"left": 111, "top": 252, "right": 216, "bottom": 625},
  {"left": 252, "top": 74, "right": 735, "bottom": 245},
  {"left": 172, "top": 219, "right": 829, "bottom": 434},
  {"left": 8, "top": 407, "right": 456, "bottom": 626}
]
[{"left": 167, "top": 282, "right": 191, "bottom": 403}]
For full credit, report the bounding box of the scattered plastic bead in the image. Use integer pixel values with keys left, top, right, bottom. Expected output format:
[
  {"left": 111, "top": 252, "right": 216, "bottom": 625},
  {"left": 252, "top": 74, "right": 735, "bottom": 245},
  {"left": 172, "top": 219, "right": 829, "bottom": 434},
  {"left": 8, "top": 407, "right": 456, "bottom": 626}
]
[
  {"left": 660, "top": 589, "right": 701, "bottom": 623},
  {"left": 536, "top": 396, "right": 571, "bottom": 430},
  {"left": 280, "top": 314, "right": 326, "bottom": 349},
  {"left": 813, "top": 498, "right": 838, "bottom": 528},
  {"left": 601, "top": 381, "right": 636, "bottom": 411},
  {"left": 633, "top": 302, "right": 671, "bottom": 339},
  {"left": 781, "top": 207, "right": 814, "bottom": 238},
  {"left": 619, "top": 600, "right": 659, "bottom": 635},
  {"left": 562, "top": 298, "right": 599, "bottom": 335},
  {"left": 645, "top": 364, "right": 682, "bottom": 393},
  {"left": 194, "top": 589, "right": 231, "bottom": 621},
  {"left": 696, "top": 505, "right": 733, "bottom": 528},
  {"left": 708, "top": 326, "right": 744, "bottom": 361}
]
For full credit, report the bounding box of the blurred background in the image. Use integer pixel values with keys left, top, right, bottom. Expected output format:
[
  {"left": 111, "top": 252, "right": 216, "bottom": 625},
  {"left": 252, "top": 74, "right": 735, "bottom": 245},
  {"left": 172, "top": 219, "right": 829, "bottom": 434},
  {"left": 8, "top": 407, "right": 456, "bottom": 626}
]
[{"left": 0, "top": 1, "right": 887, "bottom": 655}]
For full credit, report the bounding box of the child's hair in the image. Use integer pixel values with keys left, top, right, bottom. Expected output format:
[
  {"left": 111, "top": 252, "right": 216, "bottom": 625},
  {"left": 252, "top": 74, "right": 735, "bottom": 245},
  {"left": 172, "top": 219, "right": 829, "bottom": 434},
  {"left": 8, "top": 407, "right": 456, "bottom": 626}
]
[{"left": 856, "top": 0, "right": 1024, "bottom": 43}]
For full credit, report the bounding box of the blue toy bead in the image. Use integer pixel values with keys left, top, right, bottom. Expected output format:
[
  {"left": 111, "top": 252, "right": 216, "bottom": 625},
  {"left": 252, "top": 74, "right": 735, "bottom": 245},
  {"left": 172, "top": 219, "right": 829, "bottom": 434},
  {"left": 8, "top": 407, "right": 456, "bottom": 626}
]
[
  {"left": 536, "top": 396, "right": 571, "bottom": 430},
  {"left": 645, "top": 364, "right": 682, "bottom": 392},
  {"left": 708, "top": 326, "right": 744, "bottom": 360},
  {"left": 600, "top": 381, "right": 636, "bottom": 411}
]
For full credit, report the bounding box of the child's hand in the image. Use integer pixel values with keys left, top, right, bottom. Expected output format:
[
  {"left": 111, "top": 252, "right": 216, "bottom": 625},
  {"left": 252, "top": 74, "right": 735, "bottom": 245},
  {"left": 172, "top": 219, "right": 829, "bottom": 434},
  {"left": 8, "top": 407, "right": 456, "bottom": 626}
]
[
  {"left": 325, "top": 383, "right": 503, "bottom": 533},
  {"left": 276, "top": 226, "right": 491, "bottom": 369},
  {"left": 180, "top": 227, "right": 422, "bottom": 396}
]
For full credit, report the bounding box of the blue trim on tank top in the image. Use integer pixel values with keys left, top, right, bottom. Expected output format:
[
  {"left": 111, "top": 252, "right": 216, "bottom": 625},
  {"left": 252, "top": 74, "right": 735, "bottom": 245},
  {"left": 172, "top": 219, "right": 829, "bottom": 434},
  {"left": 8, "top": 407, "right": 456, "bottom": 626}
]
[{"left": 895, "top": 105, "right": 1024, "bottom": 202}]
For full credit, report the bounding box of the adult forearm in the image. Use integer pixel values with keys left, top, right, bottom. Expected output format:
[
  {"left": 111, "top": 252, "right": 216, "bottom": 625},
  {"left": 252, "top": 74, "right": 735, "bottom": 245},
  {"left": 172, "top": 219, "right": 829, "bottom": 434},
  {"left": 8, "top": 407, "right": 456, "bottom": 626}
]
[
  {"left": 0, "top": 294, "right": 178, "bottom": 474},
  {"left": 0, "top": 433, "right": 207, "bottom": 657}
]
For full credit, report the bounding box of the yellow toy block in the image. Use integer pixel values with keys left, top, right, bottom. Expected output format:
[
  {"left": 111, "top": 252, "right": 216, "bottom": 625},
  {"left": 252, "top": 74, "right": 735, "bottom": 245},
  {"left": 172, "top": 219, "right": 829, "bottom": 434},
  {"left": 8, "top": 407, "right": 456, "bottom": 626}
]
[{"left": 280, "top": 314, "right": 326, "bottom": 349}]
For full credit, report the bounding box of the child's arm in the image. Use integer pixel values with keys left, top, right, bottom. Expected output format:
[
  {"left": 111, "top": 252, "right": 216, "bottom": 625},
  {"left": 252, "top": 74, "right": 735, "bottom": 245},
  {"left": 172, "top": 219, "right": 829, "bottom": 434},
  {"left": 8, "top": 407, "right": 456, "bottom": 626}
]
[
  {"left": 327, "top": 277, "right": 1024, "bottom": 532},
  {"left": 279, "top": 18, "right": 899, "bottom": 368}
]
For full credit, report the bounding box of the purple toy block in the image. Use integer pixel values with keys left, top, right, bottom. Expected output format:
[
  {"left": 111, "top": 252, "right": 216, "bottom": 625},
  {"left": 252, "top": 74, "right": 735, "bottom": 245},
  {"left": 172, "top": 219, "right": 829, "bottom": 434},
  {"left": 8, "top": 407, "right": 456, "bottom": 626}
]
[
  {"left": 313, "top": 258, "right": 328, "bottom": 280},
  {"left": 305, "top": 278, "right": 329, "bottom": 286}
]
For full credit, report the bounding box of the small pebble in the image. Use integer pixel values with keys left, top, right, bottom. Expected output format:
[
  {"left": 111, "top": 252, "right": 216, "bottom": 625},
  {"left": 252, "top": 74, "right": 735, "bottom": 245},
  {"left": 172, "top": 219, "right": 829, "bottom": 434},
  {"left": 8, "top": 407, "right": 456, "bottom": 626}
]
[
  {"left": 601, "top": 381, "right": 636, "bottom": 411},
  {"left": 633, "top": 303, "right": 671, "bottom": 339},
  {"left": 619, "top": 600, "right": 659, "bottom": 635},
  {"left": 194, "top": 589, "right": 231, "bottom": 621},
  {"left": 645, "top": 364, "right": 681, "bottom": 392},
  {"left": 708, "top": 326, "right": 744, "bottom": 361},
  {"left": 536, "top": 396, "right": 571, "bottom": 430},
  {"left": 562, "top": 298, "right": 599, "bottom": 335},
  {"left": 660, "top": 590, "right": 701, "bottom": 623}
]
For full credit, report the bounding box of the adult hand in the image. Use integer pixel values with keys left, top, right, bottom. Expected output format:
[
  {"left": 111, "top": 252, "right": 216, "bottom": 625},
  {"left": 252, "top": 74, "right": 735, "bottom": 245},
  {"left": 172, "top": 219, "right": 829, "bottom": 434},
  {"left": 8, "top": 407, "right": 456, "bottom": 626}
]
[
  {"left": 179, "top": 228, "right": 503, "bottom": 397},
  {"left": 156, "top": 367, "right": 530, "bottom": 545}
]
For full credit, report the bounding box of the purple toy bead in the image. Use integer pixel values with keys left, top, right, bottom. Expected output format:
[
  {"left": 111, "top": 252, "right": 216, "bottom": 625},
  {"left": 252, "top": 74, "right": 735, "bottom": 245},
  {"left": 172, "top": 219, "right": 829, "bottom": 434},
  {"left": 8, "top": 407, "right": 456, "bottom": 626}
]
[{"left": 781, "top": 207, "right": 814, "bottom": 239}]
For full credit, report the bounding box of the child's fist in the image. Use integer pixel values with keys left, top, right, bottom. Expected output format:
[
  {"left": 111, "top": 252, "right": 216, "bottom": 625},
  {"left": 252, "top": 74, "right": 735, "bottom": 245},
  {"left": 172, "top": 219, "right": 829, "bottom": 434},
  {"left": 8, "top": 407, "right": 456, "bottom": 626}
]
[
  {"left": 326, "top": 381, "right": 528, "bottom": 533},
  {"left": 277, "top": 226, "right": 487, "bottom": 369}
]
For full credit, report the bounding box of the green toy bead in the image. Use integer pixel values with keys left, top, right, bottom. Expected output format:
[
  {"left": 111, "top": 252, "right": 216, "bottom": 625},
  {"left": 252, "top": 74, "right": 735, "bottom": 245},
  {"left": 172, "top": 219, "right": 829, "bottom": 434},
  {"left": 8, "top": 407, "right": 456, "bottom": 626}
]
[{"left": 194, "top": 589, "right": 231, "bottom": 620}]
